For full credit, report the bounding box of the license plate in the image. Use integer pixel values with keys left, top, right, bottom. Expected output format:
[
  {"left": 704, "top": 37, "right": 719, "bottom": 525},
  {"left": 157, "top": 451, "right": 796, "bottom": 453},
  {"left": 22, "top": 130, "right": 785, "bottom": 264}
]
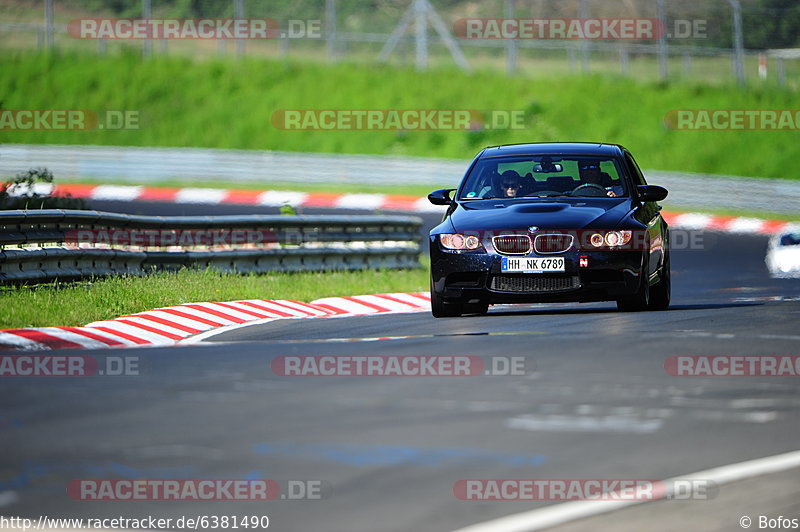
[{"left": 501, "top": 256, "right": 565, "bottom": 273}]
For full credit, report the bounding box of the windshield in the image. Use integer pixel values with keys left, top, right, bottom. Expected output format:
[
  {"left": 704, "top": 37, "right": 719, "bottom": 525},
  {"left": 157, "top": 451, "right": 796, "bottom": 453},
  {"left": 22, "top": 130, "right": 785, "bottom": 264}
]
[
  {"left": 459, "top": 155, "right": 629, "bottom": 200},
  {"left": 780, "top": 233, "right": 800, "bottom": 246}
]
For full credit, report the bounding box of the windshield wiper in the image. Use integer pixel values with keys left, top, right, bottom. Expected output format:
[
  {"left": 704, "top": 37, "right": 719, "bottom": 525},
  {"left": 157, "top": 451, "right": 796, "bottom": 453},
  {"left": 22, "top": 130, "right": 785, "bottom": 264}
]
[{"left": 473, "top": 195, "right": 512, "bottom": 200}]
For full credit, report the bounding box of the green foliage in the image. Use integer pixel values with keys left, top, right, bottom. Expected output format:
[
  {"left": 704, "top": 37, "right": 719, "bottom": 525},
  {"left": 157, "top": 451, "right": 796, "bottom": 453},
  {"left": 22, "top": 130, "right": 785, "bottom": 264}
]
[
  {"left": 0, "top": 167, "right": 86, "bottom": 210},
  {"left": 1, "top": 51, "right": 798, "bottom": 180},
  {"left": 740, "top": 0, "right": 800, "bottom": 49},
  {"left": 279, "top": 203, "right": 297, "bottom": 215}
]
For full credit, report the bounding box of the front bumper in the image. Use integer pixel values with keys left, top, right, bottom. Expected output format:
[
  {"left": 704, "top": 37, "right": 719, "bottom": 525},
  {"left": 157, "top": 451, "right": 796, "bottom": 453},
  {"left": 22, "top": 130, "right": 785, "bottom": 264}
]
[{"left": 430, "top": 238, "right": 644, "bottom": 305}]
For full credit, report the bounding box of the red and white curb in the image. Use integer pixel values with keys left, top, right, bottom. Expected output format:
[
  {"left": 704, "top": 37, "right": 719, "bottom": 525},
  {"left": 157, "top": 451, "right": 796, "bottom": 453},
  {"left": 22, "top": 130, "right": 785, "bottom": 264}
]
[
  {"left": 0, "top": 292, "right": 431, "bottom": 352},
  {"left": 49, "top": 183, "right": 443, "bottom": 213},
  {"left": 46, "top": 184, "right": 798, "bottom": 235},
  {"left": 661, "top": 212, "right": 796, "bottom": 235}
]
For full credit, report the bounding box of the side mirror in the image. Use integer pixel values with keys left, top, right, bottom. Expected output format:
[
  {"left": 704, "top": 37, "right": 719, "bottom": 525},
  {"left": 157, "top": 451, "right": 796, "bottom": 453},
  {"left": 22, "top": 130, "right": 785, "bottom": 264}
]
[
  {"left": 428, "top": 188, "right": 456, "bottom": 205},
  {"left": 637, "top": 185, "right": 668, "bottom": 202}
]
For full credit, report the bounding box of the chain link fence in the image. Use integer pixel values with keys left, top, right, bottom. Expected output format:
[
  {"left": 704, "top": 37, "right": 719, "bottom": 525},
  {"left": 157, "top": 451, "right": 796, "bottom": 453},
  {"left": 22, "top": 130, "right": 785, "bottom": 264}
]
[{"left": 1, "top": 0, "right": 798, "bottom": 86}]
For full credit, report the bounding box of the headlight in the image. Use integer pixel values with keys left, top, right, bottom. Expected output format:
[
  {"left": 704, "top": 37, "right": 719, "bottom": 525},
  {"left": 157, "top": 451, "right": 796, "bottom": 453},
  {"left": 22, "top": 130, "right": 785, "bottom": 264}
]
[
  {"left": 589, "top": 233, "right": 605, "bottom": 247},
  {"left": 616, "top": 231, "right": 633, "bottom": 246},
  {"left": 588, "top": 231, "right": 633, "bottom": 248},
  {"left": 440, "top": 233, "right": 482, "bottom": 250},
  {"left": 605, "top": 231, "right": 622, "bottom": 246}
]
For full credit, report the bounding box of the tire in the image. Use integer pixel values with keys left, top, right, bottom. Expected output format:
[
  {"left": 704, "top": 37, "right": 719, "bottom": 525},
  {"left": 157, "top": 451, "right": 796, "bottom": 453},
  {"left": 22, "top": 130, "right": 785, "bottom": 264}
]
[
  {"left": 648, "top": 249, "right": 671, "bottom": 311},
  {"left": 430, "top": 276, "right": 463, "bottom": 318},
  {"left": 616, "top": 256, "right": 650, "bottom": 312}
]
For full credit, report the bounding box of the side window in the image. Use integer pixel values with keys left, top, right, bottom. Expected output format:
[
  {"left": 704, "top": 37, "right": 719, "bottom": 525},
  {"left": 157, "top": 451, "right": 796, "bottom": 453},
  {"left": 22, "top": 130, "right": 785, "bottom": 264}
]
[{"left": 624, "top": 152, "right": 647, "bottom": 186}]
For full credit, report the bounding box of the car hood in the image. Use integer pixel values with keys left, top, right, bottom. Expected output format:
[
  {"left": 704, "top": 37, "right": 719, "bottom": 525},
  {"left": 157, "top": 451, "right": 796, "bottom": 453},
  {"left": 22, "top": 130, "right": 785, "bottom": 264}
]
[{"left": 448, "top": 198, "right": 635, "bottom": 232}]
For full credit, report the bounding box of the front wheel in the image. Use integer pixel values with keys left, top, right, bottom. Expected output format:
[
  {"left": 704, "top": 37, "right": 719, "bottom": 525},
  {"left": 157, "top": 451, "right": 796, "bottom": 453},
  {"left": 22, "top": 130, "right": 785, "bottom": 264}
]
[
  {"left": 648, "top": 249, "right": 671, "bottom": 311},
  {"left": 616, "top": 257, "right": 650, "bottom": 312},
  {"left": 430, "top": 276, "right": 463, "bottom": 318}
]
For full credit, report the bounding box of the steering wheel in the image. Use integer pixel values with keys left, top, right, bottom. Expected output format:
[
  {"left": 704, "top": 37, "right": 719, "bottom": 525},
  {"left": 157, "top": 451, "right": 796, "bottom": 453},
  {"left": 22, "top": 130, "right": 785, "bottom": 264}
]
[{"left": 572, "top": 183, "right": 608, "bottom": 196}]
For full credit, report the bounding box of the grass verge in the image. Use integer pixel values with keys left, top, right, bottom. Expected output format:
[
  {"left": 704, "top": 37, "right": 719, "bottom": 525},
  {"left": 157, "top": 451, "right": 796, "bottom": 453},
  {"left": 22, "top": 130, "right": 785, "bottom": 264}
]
[{"left": 0, "top": 265, "right": 430, "bottom": 330}]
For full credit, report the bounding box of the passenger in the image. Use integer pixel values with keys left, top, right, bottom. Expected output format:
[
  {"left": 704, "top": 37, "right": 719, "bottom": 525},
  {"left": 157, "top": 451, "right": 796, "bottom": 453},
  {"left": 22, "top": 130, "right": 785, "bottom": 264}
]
[{"left": 494, "top": 170, "right": 523, "bottom": 198}]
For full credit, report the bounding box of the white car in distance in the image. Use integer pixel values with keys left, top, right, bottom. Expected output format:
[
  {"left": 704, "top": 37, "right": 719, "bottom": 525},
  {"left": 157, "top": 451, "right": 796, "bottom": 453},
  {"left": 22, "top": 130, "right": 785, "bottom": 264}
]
[{"left": 767, "top": 231, "right": 800, "bottom": 278}]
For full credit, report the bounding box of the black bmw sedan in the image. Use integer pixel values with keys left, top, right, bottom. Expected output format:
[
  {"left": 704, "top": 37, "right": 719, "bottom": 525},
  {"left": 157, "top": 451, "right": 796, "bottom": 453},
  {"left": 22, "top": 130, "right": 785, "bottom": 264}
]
[{"left": 428, "top": 142, "right": 670, "bottom": 317}]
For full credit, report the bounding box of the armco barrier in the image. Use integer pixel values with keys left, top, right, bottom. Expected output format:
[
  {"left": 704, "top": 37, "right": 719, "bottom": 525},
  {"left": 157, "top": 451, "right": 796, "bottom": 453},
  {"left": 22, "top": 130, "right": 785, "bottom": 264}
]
[
  {"left": 0, "top": 210, "right": 423, "bottom": 284},
  {"left": 4, "top": 144, "right": 800, "bottom": 214}
]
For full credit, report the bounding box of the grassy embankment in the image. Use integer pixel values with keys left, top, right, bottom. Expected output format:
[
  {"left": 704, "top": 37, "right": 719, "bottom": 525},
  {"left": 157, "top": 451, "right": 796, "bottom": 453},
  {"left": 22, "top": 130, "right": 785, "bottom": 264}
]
[{"left": 1, "top": 51, "right": 799, "bottom": 181}]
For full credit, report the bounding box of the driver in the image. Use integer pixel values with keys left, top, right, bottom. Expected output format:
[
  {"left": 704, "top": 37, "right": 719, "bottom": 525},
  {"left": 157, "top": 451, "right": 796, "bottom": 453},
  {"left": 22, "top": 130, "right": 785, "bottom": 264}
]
[
  {"left": 578, "top": 161, "right": 623, "bottom": 197},
  {"left": 494, "top": 170, "right": 523, "bottom": 198}
]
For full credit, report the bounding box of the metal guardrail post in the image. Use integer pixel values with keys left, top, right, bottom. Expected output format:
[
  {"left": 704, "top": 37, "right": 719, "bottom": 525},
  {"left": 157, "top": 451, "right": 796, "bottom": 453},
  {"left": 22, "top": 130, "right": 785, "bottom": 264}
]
[
  {"left": 579, "top": 0, "right": 590, "bottom": 73},
  {"left": 414, "top": 0, "right": 428, "bottom": 70},
  {"left": 235, "top": 0, "right": 245, "bottom": 58},
  {"left": 326, "top": 0, "right": 337, "bottom": 60},
  {"left": 657, "top": 0, "right": 668, "bottom": 81},
  {"left": 725, "top": 0, "right": 745, "bottom": 86},
  {"left": 44, "top": 0, "right": 54, "bottom": 49},
  {"left": 505, "top": 0, "right": 517, "bottom": 75},
  {"left": 141, "top": 0, "right": 152, "bottom": 57}
]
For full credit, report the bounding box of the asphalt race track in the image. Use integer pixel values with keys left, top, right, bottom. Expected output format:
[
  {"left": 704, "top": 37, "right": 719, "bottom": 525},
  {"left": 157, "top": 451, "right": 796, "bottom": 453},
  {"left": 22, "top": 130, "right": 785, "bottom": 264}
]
[{"left": 2, "top": 199, "right": 800, "bottom": 531}]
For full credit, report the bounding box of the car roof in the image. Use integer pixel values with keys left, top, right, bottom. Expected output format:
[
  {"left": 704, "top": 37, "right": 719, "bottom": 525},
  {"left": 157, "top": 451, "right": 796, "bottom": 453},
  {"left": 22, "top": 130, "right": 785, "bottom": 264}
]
[{"left": 478, "top": 142, "right": 627, "bottom": 158}]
